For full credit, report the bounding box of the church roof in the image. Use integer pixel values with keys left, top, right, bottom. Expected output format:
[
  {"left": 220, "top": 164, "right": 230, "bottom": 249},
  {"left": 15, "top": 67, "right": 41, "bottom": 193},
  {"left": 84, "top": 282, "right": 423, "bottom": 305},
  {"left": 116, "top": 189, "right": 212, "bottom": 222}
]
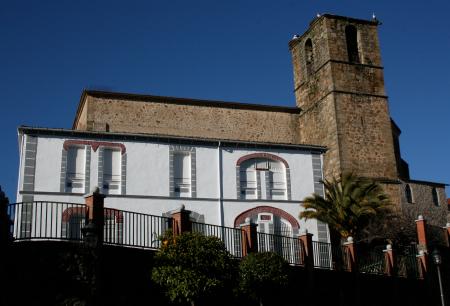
[{"left": 19, "top": 126, "right": 327, "bottom": 153}]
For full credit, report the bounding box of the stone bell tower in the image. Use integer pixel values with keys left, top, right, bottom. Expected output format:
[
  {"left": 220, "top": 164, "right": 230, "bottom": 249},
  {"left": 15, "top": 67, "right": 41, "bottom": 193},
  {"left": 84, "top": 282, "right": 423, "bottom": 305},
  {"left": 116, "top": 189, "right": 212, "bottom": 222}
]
[{"left": 290, "top": 14, "right": 398, "bottom": 184}]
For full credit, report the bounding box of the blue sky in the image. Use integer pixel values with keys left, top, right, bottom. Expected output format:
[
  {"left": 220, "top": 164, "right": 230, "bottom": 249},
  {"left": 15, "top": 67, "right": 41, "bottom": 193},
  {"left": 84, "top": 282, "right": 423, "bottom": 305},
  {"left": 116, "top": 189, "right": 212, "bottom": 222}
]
[{"left": 1, "top": 0, "right": 449, "bottom": 199}]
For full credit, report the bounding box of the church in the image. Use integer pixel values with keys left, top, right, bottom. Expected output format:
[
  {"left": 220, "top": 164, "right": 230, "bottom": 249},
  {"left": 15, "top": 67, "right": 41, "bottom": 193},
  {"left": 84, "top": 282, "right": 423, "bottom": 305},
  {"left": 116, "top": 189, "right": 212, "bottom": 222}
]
[{"left": 15, "top": 14, "right": 448, "bottom": 244}]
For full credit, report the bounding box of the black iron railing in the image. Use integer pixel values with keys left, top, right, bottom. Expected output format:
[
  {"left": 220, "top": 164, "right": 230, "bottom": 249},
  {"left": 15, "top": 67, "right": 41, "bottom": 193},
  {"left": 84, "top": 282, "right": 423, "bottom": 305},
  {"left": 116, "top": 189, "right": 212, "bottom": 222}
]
[
  {"left": 312, "top": 241, "right": 333, "bottom": 269},
  {"left": 7, "top": 201, "right": 87, "bottom": 241},
  {"left": 6, "top": 202, "right": 171, "bottom": 249},
  {"left": 257, "top": 232, "right": 303, "bottom": 265},
  {"left": 5, "top": 202, "right": 423, "bottom": 277},
  {"left": 103, "top": 208, "right": 171, "bottom": 249},
  {"left": 356, "top": 246, "right": 386, "bottom": 275},
  {"left": 396, "top": 244, "right": 420, "bottom": 278},
  {"left": 192, "top": 222, "right": 243, "bottom": 258}
]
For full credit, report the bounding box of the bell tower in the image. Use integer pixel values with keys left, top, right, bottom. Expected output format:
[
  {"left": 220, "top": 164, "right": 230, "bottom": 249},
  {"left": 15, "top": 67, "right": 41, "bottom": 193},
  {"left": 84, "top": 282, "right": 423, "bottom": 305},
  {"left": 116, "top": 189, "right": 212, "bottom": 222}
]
[{"left": 290, "top": 14, "right": 398, "bottom": 182}]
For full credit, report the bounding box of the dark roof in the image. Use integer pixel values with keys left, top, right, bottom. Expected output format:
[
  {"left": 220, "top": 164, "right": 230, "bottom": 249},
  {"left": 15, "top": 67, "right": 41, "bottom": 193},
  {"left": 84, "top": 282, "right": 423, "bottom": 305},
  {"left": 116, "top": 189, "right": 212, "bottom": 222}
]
[
  {"left": 73, "top": 90, "right": 301, "bottom": 129},
  {"left": 18, "top": 126, "right": 327, "bottom": 153},
  {"left": 404, "top": 179, "right": 448, "bottom": 187}
]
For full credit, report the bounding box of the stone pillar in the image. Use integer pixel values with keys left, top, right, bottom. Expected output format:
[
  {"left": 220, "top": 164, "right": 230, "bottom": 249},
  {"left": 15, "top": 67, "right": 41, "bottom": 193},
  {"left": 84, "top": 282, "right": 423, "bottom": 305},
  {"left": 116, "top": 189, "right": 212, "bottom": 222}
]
[
  {"left": 384, "top": 244, "right": 396, "bottom": 276},
  {"left": 171, "top": 205, "right": 191, "bottom": 237},
  {"left": 343, "top": 236, "right": 357, "bottom": 272},
  {"left": 298, "top": 231, "right": 314, "bottom": 268},
  {"left": 84, "top": 187, "right": 105, "bottom": 246},
  {"left": 415, "top": 215, "right": 428, "bottom": 252},
  {"left": 240, "top": 218, "right": 258, "bottom": 257},
  {"left": 444, "top": 223, "right": 450, "bottom": 248},
  {"left": 417, "top": 250, "right": 428, "bottom": 279}
]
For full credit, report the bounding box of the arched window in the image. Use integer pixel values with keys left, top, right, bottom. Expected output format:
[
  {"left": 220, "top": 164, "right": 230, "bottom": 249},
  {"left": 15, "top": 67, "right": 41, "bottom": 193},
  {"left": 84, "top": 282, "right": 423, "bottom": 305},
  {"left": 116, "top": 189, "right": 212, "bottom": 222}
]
[
  {"left": 305, "top": 39, "right": 314, "bottom": 78},
  {"left": 432, "top": 188, "right": 440, "bottom": 207},
  {"left": 345, "top": 25, "right": 360, "bottom": 63},
  {"left": 234, "top": 206, "right": 301, "bottom": 264},
  {"left": 405, "top": 184, "right": 413, "bottom": 203},
  {"left": 239, "top": 157, "right": 287, "bottom": 200}
]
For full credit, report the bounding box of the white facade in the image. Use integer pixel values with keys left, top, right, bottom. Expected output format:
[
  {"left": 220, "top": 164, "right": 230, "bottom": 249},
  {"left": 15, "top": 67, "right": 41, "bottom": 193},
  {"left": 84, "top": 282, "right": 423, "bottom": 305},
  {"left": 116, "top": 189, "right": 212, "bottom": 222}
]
[{"left": 17, "top": 127, "right": 328, "bottom": 242}]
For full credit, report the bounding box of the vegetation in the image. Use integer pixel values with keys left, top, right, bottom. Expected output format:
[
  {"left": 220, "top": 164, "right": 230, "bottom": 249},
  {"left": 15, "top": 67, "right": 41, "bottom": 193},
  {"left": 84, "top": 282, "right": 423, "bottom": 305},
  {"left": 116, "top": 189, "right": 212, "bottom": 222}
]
[
  {"left": 300, "top": 173, "right": 392, "bottom": 240},
  {"left": 151, "top": 231, "right": 236, "bottom": 306},
  {"left": 239, "top": 252, "right": 290, "bottom": 306}
]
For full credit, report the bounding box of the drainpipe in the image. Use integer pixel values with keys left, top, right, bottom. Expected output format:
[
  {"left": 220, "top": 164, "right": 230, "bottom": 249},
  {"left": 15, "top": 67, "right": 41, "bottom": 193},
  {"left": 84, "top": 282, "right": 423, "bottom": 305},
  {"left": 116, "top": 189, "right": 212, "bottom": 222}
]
[{"left": 218, "top": 141, "right": 224, "bottom": 226}]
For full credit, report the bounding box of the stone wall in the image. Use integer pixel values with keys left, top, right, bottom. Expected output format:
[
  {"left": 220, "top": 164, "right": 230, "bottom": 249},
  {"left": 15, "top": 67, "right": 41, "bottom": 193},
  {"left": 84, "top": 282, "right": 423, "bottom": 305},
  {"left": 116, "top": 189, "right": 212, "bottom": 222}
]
[
  {"left": 334, "top": 93, "right": 397, "bottom": 179},
  {"left": 75, "top": 93, "right": 302, "bottom": 145},
  {"left": 400, "top": 182, "right": 449, "bottom": 226}
]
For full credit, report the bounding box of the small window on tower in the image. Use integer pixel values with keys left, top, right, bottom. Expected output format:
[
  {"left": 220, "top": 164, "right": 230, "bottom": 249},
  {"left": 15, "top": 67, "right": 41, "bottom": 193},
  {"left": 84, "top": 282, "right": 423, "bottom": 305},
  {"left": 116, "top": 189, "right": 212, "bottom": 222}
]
[
  {"left": 432, "top": 188, "right": 440, "bottom": 207},
  {"left": 405, "top": 184, "right": 413, "bottom": 204},
  {"left": 345, "top": 25, "right": 360, "bottom": 63},
  {"left": 305, "top": 39, "right": 314, "bottom": 78}
]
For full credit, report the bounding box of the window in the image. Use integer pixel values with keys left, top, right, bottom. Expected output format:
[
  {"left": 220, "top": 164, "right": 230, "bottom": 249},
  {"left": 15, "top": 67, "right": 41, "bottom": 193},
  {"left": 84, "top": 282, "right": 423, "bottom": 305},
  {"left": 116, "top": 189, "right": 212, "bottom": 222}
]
[
  {"left": 432, "top": 188, "right": 440, "bottom": 207},
  {"left": 268, "top": 161, "right": 287, "bottom": 200},
  {"left": 405, "top": 184, "right": 413, "bottom": 203},
  {"left": 239, "top": 158, "right": 287, "bottom": 200},
  {"left": 305, "top": 39, "right": 314, "bottom": 78},
  {"left": 66, "top": 146, "right": 85, "bottom": 193},
  {"left": 174, "top": 152, "right": 191, "bottom": 197},
  {"left": 102, "top": 148, "right": 121, "bottom": 194},
  {"left": 256, "top": 213, "right": 297, "bottom": 263},
  {"left": 345, "top": 25, "right": 360, "bottom": 63},
  {"left": 240, "top": 160, "right": 258, "bottom": 199}
]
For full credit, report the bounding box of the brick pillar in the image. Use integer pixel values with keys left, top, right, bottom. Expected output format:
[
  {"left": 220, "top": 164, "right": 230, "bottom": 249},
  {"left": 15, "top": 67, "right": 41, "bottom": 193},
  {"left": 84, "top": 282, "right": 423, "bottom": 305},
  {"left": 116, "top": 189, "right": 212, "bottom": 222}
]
[
  {"left": 417, "top": 250, "right": 428, "bottom": 279},
  {"left": 384, "top": 244, "right": 397, "bottom": 276},
  {"left": 298, "top": 230, "right": 314, "bottom": 268},
  {"left": 343, "top": 236, "right": 357, "bottom": 272},
  {"left": 171, "top": 204, "right": 191, "bottom": 237},
  {"left": 415, "top": 215, "right": 428, "bottom": 252},
  {"left": 444, "top": 223, "right": 450, "bottom": 248},
  {"left": 84, "top": 187, "right": 105, "bottom": 246},
  {"left": 240, "top": 218, "right": 258, "bottom": 257}
]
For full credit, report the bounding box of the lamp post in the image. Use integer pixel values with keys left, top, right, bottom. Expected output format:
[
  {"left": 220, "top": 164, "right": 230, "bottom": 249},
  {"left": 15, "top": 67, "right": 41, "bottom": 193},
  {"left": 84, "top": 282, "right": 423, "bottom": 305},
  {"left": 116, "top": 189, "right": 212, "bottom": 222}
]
[{"left": 432, "top": 249, "right": 446, "bottom": 306}]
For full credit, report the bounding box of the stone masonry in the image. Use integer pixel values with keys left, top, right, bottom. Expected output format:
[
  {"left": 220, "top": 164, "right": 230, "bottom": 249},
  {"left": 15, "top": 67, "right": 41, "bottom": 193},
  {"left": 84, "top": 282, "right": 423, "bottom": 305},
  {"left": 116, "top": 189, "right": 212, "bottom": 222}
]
[{"left": 72, "top": 14, "right": 448, "bottom": 224}]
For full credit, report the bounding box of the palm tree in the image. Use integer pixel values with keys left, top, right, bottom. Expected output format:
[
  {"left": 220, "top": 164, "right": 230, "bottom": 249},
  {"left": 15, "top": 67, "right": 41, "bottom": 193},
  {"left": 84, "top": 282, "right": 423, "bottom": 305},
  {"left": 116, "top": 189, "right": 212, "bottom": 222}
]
[{"left": 300, "top": 173, "right": 391, "bottom": 240}]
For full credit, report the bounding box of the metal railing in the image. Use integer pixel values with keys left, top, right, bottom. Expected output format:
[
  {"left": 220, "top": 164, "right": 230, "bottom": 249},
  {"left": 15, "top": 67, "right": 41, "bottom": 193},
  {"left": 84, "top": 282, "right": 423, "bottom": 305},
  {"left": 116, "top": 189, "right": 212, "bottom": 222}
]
[
  {"left": 312, "top": 241, "right": 333, "bottom": 269},
  {"left": 103, "top": 208, "right": 171, "bottom": 249},
  {"left": 192, "top": 222, "right": 243, "bottom": 258},
  {"left": 6, "top": 202, "right": 171, "bottom": 249},
  {"left": 257, "top": 232, "right": 303, "bottom": 265},
  {"left": 356, "top": 246, "right": 386, "bottom": 275},
  {"left": 7, "top": 201, "right": 87, "bottom": 241},
  {"left": 396, "top": 244, "right": 420, "bottom": 278},
  {"left": 5, "top": 202, "right": 423, "bottom": 278}
]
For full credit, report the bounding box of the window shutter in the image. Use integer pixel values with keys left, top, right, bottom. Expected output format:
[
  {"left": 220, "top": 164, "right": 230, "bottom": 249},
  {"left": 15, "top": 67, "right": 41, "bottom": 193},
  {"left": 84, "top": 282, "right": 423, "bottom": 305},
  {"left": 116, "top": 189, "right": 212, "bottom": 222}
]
[{"left": 103, "top": 148, "right": 121, "bottom": 194}]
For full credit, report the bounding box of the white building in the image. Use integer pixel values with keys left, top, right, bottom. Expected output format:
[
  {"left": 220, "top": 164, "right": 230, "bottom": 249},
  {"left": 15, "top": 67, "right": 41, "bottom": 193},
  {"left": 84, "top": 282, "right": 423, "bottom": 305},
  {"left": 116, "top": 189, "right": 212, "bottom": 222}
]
[{"left": 16, "top": 126, "right": 329, "bottom": 243}]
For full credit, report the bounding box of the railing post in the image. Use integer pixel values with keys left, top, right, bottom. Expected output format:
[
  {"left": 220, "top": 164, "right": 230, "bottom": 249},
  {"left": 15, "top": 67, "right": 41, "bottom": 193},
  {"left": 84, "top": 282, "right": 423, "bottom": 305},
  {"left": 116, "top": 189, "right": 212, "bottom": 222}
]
[
  {"left": 417, "top": 250, "right": 428, "bottom": 279},
  {"left": 84, "top": 187, "right": 105, "bottom": 246},
  {"left": 171, "top": 204, "right": 191, "bottom": 237},
  {"left": 298, "top": 230, "right": 314, "bottom": 269},
  {"left": 415, "top": 215, "right": 428, "bottom": 253},
  {"left": 240, "top": 218, "right": 258, "bottom": 257},
  {"left": 0, "top": 186, "right": 10, "bottom": 246},
  {"left": 343, "top": 236, "right": 357, "bottom": 272},
  {"left": 384, "top": 244, "right": 397, "bottom": 276},
  {"left": 444, "top": 223, "right": 450, "bottom": 248}
]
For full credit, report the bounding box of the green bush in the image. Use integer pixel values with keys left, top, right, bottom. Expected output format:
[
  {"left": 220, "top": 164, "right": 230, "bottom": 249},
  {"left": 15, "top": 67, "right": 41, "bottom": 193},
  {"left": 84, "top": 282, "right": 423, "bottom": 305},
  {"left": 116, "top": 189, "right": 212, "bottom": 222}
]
[
  {"left": 152, "top": 231, "right": 236, "bottom": 305},
  {"left": 239, "top": 252, "right": 289, "bottom": 306}
]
